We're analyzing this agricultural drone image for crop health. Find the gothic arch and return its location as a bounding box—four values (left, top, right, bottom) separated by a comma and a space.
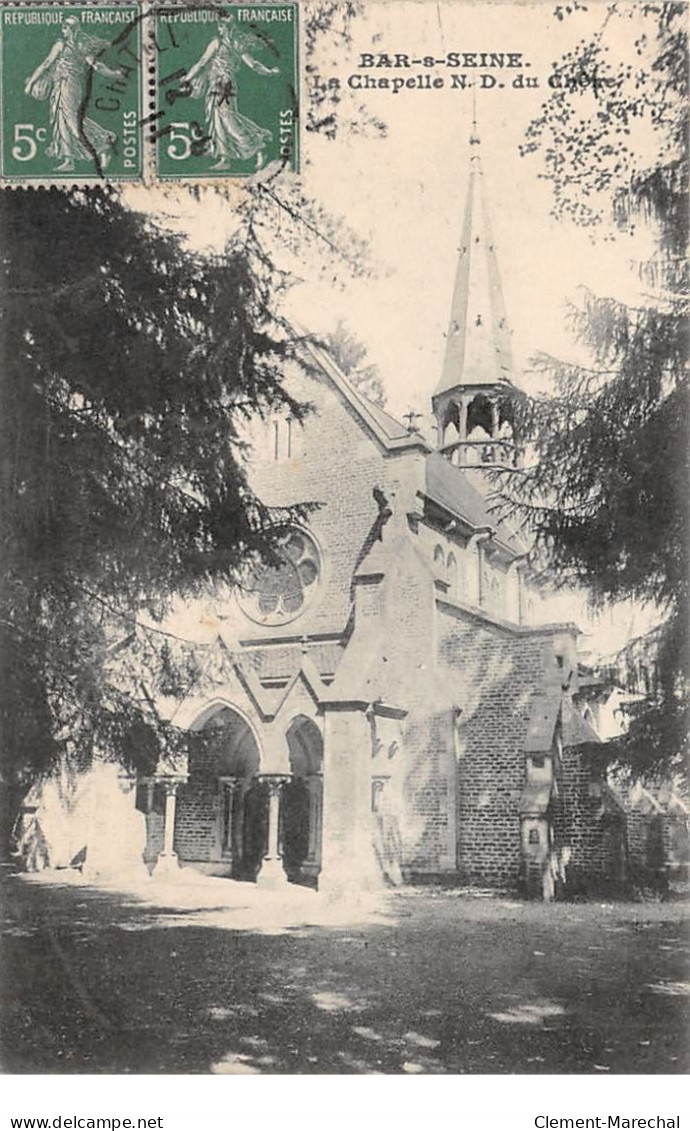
286, 715, 323, 776
283, 715, 323, 883
441, 401, 460, 434
467, 393, 494, 437
195, 705, 262, 779
172, 701, 266, 877
497, 396, 515, 432
188, 698, 262, 760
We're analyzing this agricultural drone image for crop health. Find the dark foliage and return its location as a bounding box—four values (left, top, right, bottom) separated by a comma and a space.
0, 187, 307, 796
498, 3, 688, 778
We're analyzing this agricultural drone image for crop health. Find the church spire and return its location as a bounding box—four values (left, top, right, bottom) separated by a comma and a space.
433, 127, 519, 469
435, 127, 513, 398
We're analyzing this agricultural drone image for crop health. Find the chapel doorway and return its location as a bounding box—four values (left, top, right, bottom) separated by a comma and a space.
282, 716, 323, 885
176, 705, 266, 879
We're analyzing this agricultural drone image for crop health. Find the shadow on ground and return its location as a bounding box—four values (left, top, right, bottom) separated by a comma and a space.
1, 865, 688, 1074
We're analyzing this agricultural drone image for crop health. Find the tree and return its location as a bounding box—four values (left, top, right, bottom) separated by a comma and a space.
496, 2, 688, 779
0, 186, 308, 822
324, 320, 387, 407
0, 6, 389, 850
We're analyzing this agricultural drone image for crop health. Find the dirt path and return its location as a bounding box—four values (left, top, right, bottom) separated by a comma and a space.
1, 866, 688, 1074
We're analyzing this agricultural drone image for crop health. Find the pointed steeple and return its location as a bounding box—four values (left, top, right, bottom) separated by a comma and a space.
436, 128, 513, 398
432, 127, 520, 470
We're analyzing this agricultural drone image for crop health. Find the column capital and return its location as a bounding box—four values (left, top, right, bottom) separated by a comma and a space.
156, 775, 186, 796
257, 773, 291, 797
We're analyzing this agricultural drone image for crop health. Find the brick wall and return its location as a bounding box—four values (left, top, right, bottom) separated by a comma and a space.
553, 748, 626, 892
173, 743, 219, 863
439, 606, 550, 887
231, 363, 394, 639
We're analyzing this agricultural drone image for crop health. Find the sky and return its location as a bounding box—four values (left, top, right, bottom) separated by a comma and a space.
127, 0, 661, 655
129, 0, 655, 419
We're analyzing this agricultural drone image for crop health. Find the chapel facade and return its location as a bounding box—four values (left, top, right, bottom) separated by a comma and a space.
16, 135, 628, 899
132, 131, 626, 900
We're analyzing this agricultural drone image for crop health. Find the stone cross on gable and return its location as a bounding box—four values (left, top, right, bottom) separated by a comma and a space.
403, 409, 422, 433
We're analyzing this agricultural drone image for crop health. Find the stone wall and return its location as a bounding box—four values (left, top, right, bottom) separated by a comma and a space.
438, 604, 554, 887
552, 749, 626, 893
173, 742, 219, 863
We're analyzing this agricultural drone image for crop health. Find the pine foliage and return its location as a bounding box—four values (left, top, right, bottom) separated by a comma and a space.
498, 3, 688, 778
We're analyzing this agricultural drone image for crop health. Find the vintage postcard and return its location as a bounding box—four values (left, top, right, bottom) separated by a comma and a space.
0, 0, 687, 1112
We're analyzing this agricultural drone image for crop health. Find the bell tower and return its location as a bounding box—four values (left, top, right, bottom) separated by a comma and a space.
432, 126, 521, 469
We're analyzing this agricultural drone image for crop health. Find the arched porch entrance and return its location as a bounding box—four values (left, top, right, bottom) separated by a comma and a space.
175, 704, 269, 881
282, 716, 323, 886
173, 704, 324, 886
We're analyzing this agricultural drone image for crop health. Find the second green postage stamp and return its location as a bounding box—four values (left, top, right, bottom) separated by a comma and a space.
0, 5, 142, 182
155, 4, 299, 179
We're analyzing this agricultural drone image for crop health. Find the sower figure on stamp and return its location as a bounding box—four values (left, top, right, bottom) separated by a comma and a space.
24, 16, 125, 173
183, 19, 279, 172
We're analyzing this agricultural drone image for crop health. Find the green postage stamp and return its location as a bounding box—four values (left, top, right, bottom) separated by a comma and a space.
0, 4, 142, 182
0, 3, 299, 183
154, 4, 299, 178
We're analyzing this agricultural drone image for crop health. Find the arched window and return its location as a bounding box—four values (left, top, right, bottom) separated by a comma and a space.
467, 393, 494, 438
433, 544, 445, 577
441, 401, 460, 446
268, 415, 300, 461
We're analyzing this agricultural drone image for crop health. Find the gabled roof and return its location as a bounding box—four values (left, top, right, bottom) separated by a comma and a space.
299, 334, 428, 453
424, 450, 526, 552
297, 326, 526, 557
524, 691, 561, 754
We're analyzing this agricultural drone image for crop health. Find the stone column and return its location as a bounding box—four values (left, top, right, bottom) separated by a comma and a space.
256, 774, 289, 889
458, 397, 470, 465
217, 777, 238, 863
232, 779, 248, 875
153, 778, 183, 877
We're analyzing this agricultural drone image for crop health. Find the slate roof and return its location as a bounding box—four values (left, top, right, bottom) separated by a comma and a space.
435, 139, 514, 397
562, 707, 603, 749
425, 450, 526, 552
524, 691, 562, 754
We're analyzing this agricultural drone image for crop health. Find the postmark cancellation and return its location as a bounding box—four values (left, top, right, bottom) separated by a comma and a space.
154, 5, 299, 179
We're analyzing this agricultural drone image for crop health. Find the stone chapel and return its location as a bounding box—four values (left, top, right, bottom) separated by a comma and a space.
18, 132, 629, 898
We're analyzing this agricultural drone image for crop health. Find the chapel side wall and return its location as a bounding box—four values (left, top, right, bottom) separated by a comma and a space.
438, 608, 548, 888
403, 705, 457, 873
389, 562, 457, 875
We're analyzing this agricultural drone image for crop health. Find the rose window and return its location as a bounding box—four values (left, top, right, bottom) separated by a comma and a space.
240, 530, 320, 625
